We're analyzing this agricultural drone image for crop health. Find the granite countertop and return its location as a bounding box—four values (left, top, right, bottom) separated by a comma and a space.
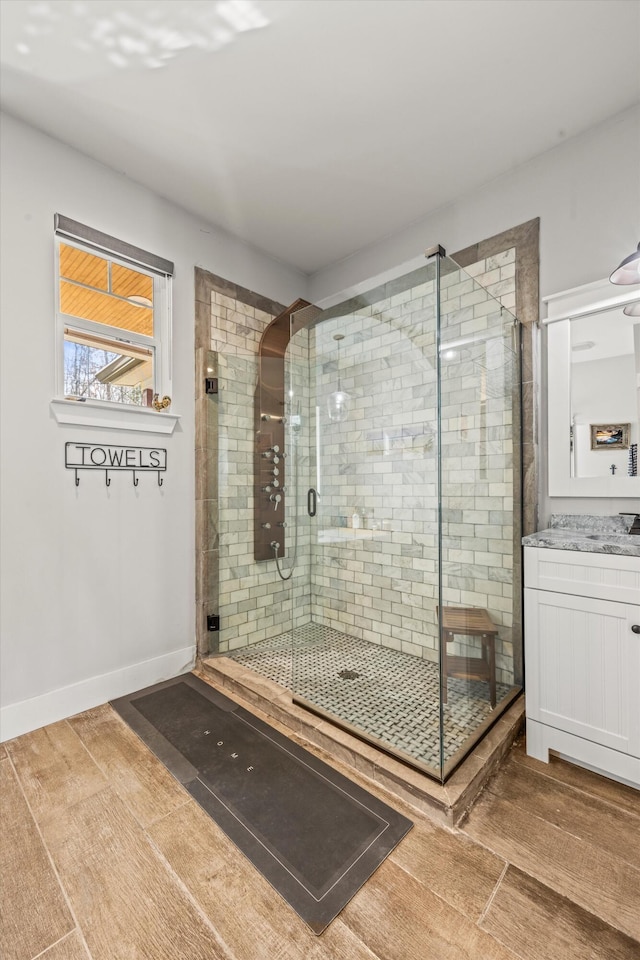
522, 514, 640, 558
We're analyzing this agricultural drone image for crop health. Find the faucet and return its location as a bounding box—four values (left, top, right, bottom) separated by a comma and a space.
619, 513, 640, 534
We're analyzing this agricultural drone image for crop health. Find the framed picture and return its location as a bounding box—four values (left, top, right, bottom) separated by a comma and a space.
590, 423, 630, 450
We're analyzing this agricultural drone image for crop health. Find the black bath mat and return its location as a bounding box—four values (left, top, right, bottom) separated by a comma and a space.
111, 673, 412, 934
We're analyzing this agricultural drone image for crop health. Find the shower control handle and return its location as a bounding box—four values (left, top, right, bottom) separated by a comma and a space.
262, 485, 272, 494
270, 493, 282, 510
632, 624, 640, 634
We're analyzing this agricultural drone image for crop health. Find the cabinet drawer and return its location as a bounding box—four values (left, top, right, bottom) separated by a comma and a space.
524, 547, 640, 604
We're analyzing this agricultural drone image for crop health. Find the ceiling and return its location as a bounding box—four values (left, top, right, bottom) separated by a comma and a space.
1, 0, 639, 275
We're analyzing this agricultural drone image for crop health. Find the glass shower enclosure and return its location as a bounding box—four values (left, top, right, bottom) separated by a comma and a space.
261, 251, 523, 782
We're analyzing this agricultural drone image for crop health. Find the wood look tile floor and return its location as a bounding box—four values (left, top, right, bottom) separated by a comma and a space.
2, 680, 639, 960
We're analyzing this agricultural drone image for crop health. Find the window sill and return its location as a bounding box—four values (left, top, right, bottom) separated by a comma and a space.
50, 398, 180, 435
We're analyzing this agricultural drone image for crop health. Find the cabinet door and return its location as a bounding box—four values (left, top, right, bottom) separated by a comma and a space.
525, 588, 640, 756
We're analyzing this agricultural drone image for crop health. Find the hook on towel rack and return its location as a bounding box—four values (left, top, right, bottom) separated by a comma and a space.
132, 471, 139, 487
105, 470, 111, 487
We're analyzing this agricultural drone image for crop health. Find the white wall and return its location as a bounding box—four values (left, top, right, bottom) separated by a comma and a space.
308, 104, 640, 523
0, 112, 306, 741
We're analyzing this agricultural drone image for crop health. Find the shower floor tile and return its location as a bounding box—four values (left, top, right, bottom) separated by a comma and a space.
229, 625, 512, 769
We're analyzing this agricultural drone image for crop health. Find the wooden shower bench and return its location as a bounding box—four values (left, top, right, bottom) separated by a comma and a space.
439, 606, 498, 708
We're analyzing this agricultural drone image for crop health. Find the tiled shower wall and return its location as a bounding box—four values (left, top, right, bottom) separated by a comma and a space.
195, 271, 312, 656
196, 273, 284, 655
217, 352, 312, 651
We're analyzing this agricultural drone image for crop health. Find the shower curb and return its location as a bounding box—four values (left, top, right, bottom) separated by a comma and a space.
198, 656, 525, 827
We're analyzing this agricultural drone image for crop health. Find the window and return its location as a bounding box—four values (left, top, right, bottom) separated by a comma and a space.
55, 216, 173, 408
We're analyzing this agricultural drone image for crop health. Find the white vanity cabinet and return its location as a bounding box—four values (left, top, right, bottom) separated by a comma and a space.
524, 546, 640, 787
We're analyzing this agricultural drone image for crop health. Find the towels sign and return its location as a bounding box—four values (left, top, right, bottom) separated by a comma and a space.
65, 442, 167, 487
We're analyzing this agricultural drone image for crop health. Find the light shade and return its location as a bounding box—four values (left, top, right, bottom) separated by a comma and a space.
623, 300, 640, 317
327, 332, 350, 422
610, 243, 640, 284
327, 389, 351, 422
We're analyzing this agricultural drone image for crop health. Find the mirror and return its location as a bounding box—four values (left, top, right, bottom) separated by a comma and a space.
545, 278, 640, 497
570, 307, 638, 478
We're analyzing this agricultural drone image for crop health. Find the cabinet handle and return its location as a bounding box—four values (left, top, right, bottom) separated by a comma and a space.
632, 625, 640, 634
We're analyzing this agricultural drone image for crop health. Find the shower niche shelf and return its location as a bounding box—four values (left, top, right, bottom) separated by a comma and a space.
318, 527, 392, 544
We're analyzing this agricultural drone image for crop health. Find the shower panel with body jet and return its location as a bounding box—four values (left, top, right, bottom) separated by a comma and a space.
254, 298, 311, 563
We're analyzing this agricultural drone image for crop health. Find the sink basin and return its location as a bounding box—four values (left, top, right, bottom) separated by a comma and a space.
586, 534, 634, 543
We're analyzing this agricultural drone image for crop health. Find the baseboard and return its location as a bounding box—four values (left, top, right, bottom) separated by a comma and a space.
0, 646, 196, 742
526, 718, 640, 789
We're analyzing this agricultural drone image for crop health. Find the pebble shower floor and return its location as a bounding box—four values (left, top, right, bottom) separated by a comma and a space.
228, 625, 511, 771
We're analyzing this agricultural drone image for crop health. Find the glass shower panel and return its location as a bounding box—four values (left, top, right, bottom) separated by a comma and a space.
217, 352, 303, 661
281, 323, 314, 637
437, 259, 522, 777
288, 263, 442, 778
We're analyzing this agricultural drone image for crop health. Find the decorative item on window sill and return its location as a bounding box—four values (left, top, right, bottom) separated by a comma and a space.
65, 442, 167, 487
152, 394, 172, 411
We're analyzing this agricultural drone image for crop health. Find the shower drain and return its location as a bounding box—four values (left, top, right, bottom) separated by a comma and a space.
338, 669, 361, 680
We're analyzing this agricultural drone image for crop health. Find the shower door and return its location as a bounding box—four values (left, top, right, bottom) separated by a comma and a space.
287, 263, 444, 779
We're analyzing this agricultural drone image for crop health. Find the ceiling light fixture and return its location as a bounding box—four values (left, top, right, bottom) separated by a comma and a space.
623, 301, 640, 317
327, 334, 351, 423
127, 295, 153, 307
609, 242, 640, 285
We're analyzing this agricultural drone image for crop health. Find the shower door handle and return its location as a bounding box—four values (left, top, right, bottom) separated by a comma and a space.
307, 488, 317, 518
